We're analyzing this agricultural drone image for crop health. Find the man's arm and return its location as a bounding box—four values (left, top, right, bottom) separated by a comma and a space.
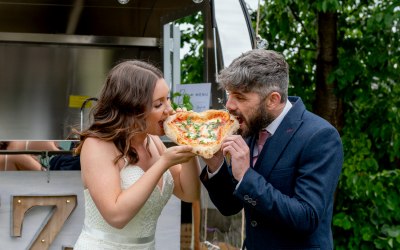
200, 158, 244, 216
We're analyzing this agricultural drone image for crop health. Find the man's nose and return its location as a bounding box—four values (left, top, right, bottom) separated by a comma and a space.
225, 97, 236, 111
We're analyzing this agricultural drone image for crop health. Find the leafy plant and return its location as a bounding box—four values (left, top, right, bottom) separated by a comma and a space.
253, 0, 400, 249
171, 92, 193, 111
175, 11, 204, 85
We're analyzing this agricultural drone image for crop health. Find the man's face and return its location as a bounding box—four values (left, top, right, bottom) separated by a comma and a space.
225, 90, 274, 138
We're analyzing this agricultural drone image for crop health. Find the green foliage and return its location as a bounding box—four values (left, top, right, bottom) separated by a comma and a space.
175, 11, 204, 84
253, 0, 318, 109
168, 12, 203, 112
170, 92, 193, 111
254, 0, 400, 248
334, 168, 400, 249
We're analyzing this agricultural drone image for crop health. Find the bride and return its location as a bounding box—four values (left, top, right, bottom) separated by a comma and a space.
73, 60, 200, 250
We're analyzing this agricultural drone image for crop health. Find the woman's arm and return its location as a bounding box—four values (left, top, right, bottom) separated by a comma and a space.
171, 156, 201, 202
81, 137, 195, 229
152, 136, 200, 203
25, 141, 60, 151
11, 155, 43, 171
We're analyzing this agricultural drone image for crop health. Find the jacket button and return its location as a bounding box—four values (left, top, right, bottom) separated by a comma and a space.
251, 201, 256, 206
244, 195, 249, 200
251, 220, 257, 227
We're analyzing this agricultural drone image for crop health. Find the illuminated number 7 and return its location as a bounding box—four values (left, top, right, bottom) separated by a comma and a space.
12, 195, 77, 250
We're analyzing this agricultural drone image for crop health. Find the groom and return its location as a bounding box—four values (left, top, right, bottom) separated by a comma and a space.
200, 49, 343, 250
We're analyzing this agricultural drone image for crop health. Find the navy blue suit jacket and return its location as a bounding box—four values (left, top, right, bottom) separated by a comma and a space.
200, 97, 343, 250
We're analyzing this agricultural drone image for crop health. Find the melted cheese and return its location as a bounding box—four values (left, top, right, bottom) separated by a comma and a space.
177, 117, 223, 144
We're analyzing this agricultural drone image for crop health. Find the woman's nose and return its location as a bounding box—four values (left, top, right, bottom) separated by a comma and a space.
164, 103, 174, 114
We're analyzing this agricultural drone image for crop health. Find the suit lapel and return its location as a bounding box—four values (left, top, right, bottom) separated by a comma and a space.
254, 97, 305, 177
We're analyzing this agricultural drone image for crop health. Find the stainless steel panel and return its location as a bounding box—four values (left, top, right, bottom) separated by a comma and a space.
0, 32, 159, 47
0, 42, 158, 139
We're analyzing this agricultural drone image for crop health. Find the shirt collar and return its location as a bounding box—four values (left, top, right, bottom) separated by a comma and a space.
265, 99, 292, 135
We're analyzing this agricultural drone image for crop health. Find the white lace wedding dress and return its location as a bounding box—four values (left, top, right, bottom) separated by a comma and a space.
74, 165, 174, 250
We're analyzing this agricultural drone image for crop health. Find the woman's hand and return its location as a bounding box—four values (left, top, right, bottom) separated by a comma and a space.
160, 145, 195, 168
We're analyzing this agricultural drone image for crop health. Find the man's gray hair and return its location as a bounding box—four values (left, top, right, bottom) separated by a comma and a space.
218, 49, 289, 102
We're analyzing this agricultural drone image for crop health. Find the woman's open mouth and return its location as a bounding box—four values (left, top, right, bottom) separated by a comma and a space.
159, 120, 165, 129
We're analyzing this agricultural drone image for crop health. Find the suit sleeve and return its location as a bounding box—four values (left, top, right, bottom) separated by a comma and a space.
200, 162, 244, 216
234, 126, 343, 234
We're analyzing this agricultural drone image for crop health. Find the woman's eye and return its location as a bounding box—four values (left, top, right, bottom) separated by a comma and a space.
154, 97, 169, 108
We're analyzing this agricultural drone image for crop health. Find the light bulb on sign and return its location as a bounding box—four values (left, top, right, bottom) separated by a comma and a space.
118, 0, 129, 4
193, 0, 203, 3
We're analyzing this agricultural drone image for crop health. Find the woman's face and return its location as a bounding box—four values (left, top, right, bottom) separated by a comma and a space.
145, 78, 173, 136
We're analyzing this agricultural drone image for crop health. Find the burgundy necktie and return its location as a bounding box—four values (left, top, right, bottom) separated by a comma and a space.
253, 130, 270, 165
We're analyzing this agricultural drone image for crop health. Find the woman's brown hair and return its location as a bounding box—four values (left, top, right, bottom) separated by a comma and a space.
74, 60, 163, 165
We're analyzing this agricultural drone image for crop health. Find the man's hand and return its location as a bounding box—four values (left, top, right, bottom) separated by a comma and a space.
201, 150, 224, 174
221, 135, 250, 180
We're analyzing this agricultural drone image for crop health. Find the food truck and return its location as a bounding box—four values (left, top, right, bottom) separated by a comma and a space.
0, 0, 256, 249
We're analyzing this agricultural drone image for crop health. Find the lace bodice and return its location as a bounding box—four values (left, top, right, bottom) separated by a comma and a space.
74, 165, 174, 250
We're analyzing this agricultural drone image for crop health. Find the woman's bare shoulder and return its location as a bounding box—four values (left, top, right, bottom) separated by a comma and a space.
81, 138, 119, 161
82, 137, 115, 150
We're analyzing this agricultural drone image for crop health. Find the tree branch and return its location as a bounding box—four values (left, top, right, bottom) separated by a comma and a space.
287, 5, 317, 45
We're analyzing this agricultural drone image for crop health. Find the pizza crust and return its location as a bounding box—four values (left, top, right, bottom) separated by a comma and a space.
163, 110, 239, 159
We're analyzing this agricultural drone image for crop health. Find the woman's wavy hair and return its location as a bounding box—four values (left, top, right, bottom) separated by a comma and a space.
74, 60, 163, 165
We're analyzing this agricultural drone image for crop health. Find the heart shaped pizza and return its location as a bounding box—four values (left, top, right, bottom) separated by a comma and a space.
163, 110, 239, 159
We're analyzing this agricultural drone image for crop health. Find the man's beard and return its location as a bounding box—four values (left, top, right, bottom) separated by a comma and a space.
237, 104, 274, 138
